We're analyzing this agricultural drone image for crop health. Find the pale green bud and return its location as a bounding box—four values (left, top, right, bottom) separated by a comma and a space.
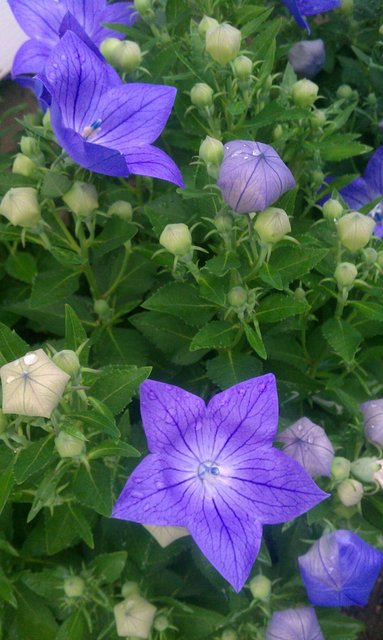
292, 79, 319, 107
331, 457, 351, 482
42, 109, 51, 130
154, 615, 169, 632
310, 109, 326, 128
337, 211, 375, 252
254, 207, 291, 244
99, 37, 121, 63
380, 24, 383, 36
12, 154, 37, 178
215, 212, 233, 233
272, 124, 283, 140
55, 431, 85, 458
337, 478, 364, 506
159, 223, 192, 256
312, 170, 324, 186
121, 581, 140, 598
221, 631, 237, 640
337, 84, 353, 99
249, 575, 272, 601
294, 286, 306, 300
114, 40, 142, 73
227, 286, 247, 307
198, 15, 219, 37
134, 0, 153, 15
205, 23, 241, 65
232, 55, 252, 81
363, 247, 377, 264
340, 0, 353, 13
0, 187, 40, 227
199, 136, 224, 165
322, 198, 343, 220
94, 299, 112, 320
52, 350, 81, 378
190, 83, 214, 108
334, 262, 357, 287
108, 200, 133, 220
351, 457, 381, 483
377, 251, 383, 268
62, 182, 98, 217
64, 576, 85, 598
19, 136, 39, 157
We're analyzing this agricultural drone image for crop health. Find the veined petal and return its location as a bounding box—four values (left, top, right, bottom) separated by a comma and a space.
298, 0, 341, 16
62, 0, 106, 40
9, 0, 64, 41
99, 1, 137, 40
123, 145, 185, 188
12, 39, 51, 77
188, 491, 263, 592
58, 12, 106, 60
364, 145, 383, 195
140, 380, 206, 455
207, 374, 279, 458
94, 84, 177, 147
339, 177, 376, 210
266, 608, 324, 640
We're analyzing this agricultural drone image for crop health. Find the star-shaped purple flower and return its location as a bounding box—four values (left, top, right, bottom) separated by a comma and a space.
113, 375, 328, 591
10, 0, 136, 79
299, 530, 383, 607
39, 31, 184, 187
282, 0, 341, 33
279, 417, 334, 478
266, 607, 324, 640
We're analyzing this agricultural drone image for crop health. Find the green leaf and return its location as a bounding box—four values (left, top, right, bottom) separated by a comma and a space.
314, 134, 372, 161
269, 246, 328, 286
41, 171, 72, 198
0, 565, 16, 606
256, 294, 309, 323
45, 505, 83, 555
65, 304, 89, 364
67, 503, 94, 548
0, 321, 29, 362
92, 218, 137, 257
0, 457, 14, 516
88, 440, 140, 460
71, 462, 113, 516
204, 252, 241, 275
30, 267, 80, 308
56, 609, 89, 640
351, 300, 383, 321
172, 604, 225, 639
92, 551, 127, 584
130, 311, 196, 355
142, 282, 215, 327
244, 323, 267, 359
362, 494, 383, 532
206, 351, 263, 390
93, 327, 149, 366
258, 262, 283, 290
190, 321, 238, 351
14, 584, 58, 640
322, 318, 362, 363
239, 102, 308, 131
14, 437, 55, 484
89, 365, 151, 414
70, 402, 120, 438
316, 609, 364, 640
5, 251, 37, 284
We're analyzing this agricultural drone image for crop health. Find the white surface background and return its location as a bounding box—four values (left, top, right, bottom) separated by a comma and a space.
0, 0, 28, 79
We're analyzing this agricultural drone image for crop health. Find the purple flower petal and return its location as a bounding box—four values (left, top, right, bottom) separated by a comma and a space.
58, 12, 106, 60
12, 39, 52, 77
9, 0, 64, 41
298, 530, 383, 607
279, 417, 334, 477
217, 141, 295, 214
266, 607, 324, 640
363, 145, 383, 195
99, 1, 137, 40
282, 0, 340, 32
282, 0, 310, 30
339, 176, 377, 210
122, 145, 185, 188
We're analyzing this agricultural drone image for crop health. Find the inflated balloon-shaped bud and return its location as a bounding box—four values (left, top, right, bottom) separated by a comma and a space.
190, 82, 214, 108
337, 84, 353, 99
153, 615, 170, 632
322, 198, 343, 220
55, 431, 85, 458
337, 478, 364, 506
199, 136, 224, 165
108, 200, 133, 220
114, 40, 142, 73
334, 262, 358, 288
134, 0, 154, 16
121, 581, 140, 598
361, 399, 383, 446
232, 55, 252, 81
351, 457, 381, 484
62, 182, 99, 218
114, 594, 156, 638
99, 37, 120, 63
0, 187, 40, 227
12, 154, 37, 178
337, 211, 375, 252
288, 39, 325, 78
227, 286, 247, 308
205, 23, 241, 65
292, 79, 319, 107
64, 576, 85, 598
198, 15, 219, 37
310, 109, 326, 128
249, 575, 272, 602
52, 350, 81, 379
254, 207, 291, 244
279, 417, 334, 477
159, 223, 192, 257
331, 457, 351, 482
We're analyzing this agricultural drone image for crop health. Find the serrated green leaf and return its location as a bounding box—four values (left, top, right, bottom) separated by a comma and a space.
5, 251, 37, 284
239, 102, 308, 131
70, 401, 120, 438
30, 267, 80, 308
269, 246, 328, 286
322, 318, 362, 363
56, 608, 89, 640
362, 494, 383, 532
65, 304, 89, 364
88, 440, 140, 460
89, 365, 151, 414
351, 301, 383, 321
67, 503, 94, 548
92, 551, 127, 584
71, 462, 113, 516
45, 505, 82, 555
92, 218, 137, 257
0, 321, 29, 362
94, 327, 149, 366
315, 134, 372, 161
190, 321, 238, 351
256, 294, 309, 323
130, 311, 196, 354
316, 609, 364, 640
206, 352, 262, 390
244, 323, 267, 359
14, 583, 58, 640
14, 437, 54, 484
258, 262, 283, 290
41, 171, 72, 198
172, 604, 225, 639
143, 282, 215, 327
204, 253, 241, 275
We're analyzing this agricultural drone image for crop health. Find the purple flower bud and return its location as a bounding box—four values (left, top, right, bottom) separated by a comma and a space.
217, 141, 295, 214
288, 39, 325, 78
361, 399, 383, 446
265, 607, 324, 640
298, 530, 383, 606
279, 417, 334, 477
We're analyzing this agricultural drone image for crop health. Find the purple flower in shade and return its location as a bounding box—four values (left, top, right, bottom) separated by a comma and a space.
288, 39, 325, 78
298, 530, 383, 607
335, 146, 383, 238
9, 0, 136, 79
112, 375, 328, 592
265, 607, 324, 640
39, 31, 184, 187
282, 0, 341, 33
279, 417, 334, 478
361, 399, 383, 447
217, 141, 295, 214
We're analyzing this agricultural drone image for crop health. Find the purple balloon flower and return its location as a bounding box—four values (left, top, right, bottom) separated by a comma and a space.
39, 31, 184, 187
266, 607, 324, 640
217, 141, 295, 214
336, 146, 383, 238
279, 417, 334, 478
299, 530, 383, 607
282, 0, 341, 33
288, 39, 325, 78
113, 375, 328, 592
361, 399, 383, 447
10, 0, 136, 79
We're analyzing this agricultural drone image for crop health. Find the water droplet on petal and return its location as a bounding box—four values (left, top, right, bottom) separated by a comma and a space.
371, 424, 375, 430
143, 503, 150, 511
165, 415, 173, 424
155, 480, 165, 489
52, 63, 58, 69
6, 376, 15, 384
24, 353, 38, 366
60, 54, 67, 61
307, 435, 314, 444
148, 392, 155, 400
131, 491, 143, 499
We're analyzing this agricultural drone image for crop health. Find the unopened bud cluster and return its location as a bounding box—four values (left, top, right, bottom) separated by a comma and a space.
200, 17, 241, 65
199, 136, 224, 178
160, 223, 192, 257
100, 38, 142, 73
254, 207, 291, 245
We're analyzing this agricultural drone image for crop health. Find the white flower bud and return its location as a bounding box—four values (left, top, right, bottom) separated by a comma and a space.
64, 576, 85, 598
199, 136, 224, 166
337, 478, 364, 506
143, 524, 188, 547
249, 575, 272, 601
206, 23, 241, 65
99, 37, 121, 63
198, 15, 219, 37
62, 182, 99, 218
52, 350, 81, 378
337, 84, 353, 99
254, 207, 291, 244
113, 40, 142, 73
310, 109, 326, 128
331, 457, 351, 482
337, 211, 375, 252
232, 55, 252, 81
334, 262, 357, 287
153, 615, 170, 632
114, 595, 156, 638
0, 350, 70, 418
292, 79, 319, 107
227, 286, 247, 307
108, 200, 133, 220
12, 154, 37, 177
55, 431, 85, 458
190, 83, 214, 108
159, 223, 192, 256
121, 581, 140, 598
351, 457, 381, 483
322, 198, 343, 220
363, 247, 377, 264
0, 187, 41, 227
20, 136, 40, 159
